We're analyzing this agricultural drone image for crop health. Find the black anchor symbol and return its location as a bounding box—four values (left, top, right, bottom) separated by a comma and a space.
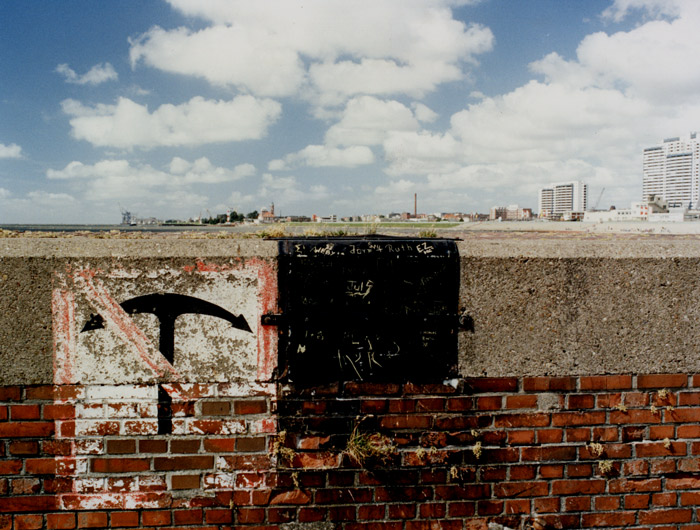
82, 293, 252, 434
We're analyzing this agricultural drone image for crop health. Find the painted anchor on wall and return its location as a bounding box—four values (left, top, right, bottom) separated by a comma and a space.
81, 293, 252, 433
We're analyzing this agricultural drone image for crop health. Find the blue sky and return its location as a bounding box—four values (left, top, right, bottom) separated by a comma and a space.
1, 0, 699, 223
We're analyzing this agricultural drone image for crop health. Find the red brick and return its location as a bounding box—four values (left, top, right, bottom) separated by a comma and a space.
77, 513, 107, 529
508, 430, 535, 445
0, 460, 21, 474
679, 392, 700, 406
233, 399, 268, 414
567, 394, 595, 409
610, 409, 661, 424
14, 515, 43, 530
0, 387, 21, 401
624, 494, 650, 509
10, 405, 40, 420
609, 478, 662, 493
494, 481, 548, 498
465, 377, 518, 393
523, 377, 575, 392
360, 399, 387, 413
638, 374, 687, 388
380, 415, 432, 429
565, 428, 590, 442
141, 511, 170, 526
47, 513, 76, 530
649, 425, 675, 439
652, 492, 677, 506
639, 508, 692, 524
477, 500, 502, 515
203, 438, 236, 452
476, 396, 501, 410
237, 437, 266, 452
139, 439, 167, 453
388, 399, 415, 413
0, 515, 9, 530
494, 413, 549, 428
171, 474, 200, 490
206, 509, 233, 524
201, 401, 231, 415
91, 458, 150, 473
154, 456, 214, 471
678, 425, 700, 438
24, 458, 56, 474
42, 440, 73, 456
170, 439, 201, 453
551, 411, 605, 426
567, 464, 593, 478
667, 408, 700, 422
419, 503, 445, 518
0, 422, 54, 437
521, 446, 576, 462
106, 439, 136, 454
552, 479, 606, 495
594, 496, 620, 511
537, 429, 563, 444
580, 375, 633, 390
534, 497, 559, 513
582, 512, 636, 527
11, 479, 41, 495
359, 505, 386, 520
505, 395, 537, 409
681, 491, 700, 505
109, 512, 138, 528
416, 398, 445, 412
636, 441, 686, 457
43, 404, 75, 420
564, 496, 590, 512
539, 464, 564, 478
173, 509, 203, 525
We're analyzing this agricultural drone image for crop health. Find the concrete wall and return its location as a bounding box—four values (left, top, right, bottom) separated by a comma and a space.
2, 236, 700, 530
3, 237, 700, 384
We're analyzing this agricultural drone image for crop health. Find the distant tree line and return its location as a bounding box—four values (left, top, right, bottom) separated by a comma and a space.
200, 210, 258, 224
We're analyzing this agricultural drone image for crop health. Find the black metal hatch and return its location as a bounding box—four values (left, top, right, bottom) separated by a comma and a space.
269, 236, 460, 385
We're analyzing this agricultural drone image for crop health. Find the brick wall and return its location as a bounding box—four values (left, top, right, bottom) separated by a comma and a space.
3, 375, 700, 528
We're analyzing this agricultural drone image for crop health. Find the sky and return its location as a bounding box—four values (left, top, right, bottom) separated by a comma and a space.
1, 0, 700, 223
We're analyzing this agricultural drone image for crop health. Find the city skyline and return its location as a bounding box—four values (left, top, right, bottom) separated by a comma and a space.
2, 1, 700, 223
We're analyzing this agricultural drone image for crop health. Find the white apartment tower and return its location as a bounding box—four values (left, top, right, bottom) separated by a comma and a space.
538, 181, 588, 217
642, 133, 700, 208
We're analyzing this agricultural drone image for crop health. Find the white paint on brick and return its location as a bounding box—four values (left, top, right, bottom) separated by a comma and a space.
86, 385, 156, 400
76, 403, 105, 418
74, 439, 104, 455
218, 381, 275, 397
73, 478, 105, 493
249, 417, 277, 434
203, 472, 235, 489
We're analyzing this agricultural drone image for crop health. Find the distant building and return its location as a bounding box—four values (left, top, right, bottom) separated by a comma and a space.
583, 195, 690, 223
538, 181, 587, 218
490, 205, 532, 221
643, 133, 700, 208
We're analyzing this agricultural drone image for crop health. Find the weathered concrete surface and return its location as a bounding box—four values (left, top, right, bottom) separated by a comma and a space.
3, 236, 700, 383
0, 239, 277, 385
458, 239, 700, 377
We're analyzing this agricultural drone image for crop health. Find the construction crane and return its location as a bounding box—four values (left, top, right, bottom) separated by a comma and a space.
593, 188, 605, 210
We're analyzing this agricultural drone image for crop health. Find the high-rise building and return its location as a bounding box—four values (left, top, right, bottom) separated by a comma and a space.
538, 181, 587, 218
642, 133, 700, 208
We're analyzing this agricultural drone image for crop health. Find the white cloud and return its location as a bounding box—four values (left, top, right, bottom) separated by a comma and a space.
130, 1, 493, 104
325, 96, 421, 147
0, 188, 10, 199
56, 63, 118, 85
270, 145, 374, 170
62, 95, 282, 149
46, 157, 255, 202
258, 173, 330, 203
0, 143, 22, 159
377, 1, 700, 213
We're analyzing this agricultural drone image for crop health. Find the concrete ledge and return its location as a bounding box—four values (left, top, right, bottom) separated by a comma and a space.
2, 237, 699, 384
